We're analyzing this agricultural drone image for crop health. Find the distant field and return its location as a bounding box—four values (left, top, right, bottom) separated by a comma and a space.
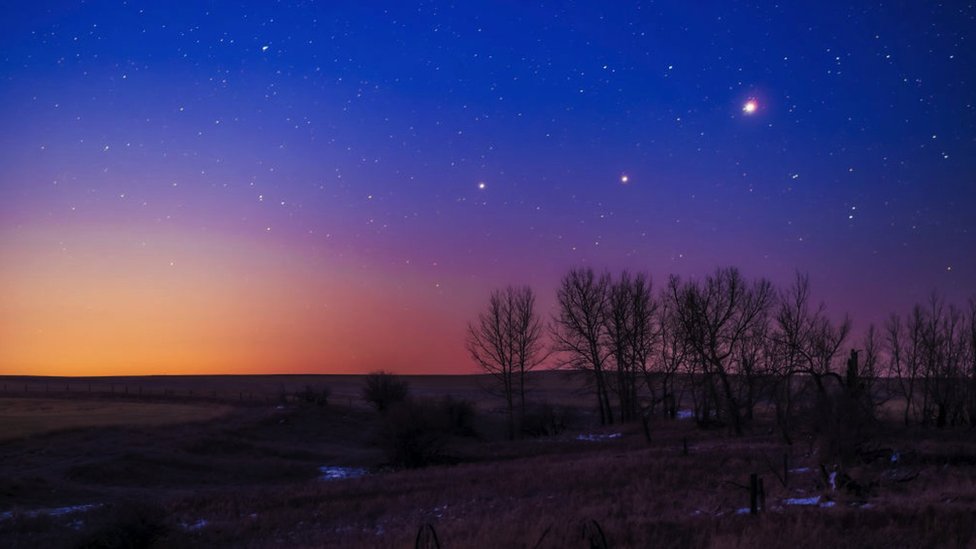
0, 398, 232, 441
0, 370, 587, 409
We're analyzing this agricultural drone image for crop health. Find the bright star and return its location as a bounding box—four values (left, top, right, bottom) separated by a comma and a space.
742, 99, 758, 114
477, 182, 486, 190
620, 174, 629, 184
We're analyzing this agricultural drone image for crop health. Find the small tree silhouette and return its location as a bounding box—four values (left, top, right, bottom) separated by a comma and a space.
362, 371, 409, 412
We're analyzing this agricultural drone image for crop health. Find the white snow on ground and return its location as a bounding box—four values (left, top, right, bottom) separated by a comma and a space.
576, 432, 623, 441
0, 504, 100, 521
788, 467, 811, 473
784, 496, 821, 506
676, 409, 694, 420
735, 508, 751, 515
181, 519, 209, 531
319, 466, 367, 480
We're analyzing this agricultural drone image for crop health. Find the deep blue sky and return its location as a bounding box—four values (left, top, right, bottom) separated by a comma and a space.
1, 2, 974, 373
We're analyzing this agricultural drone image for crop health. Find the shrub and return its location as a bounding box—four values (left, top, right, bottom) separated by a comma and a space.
439, 396, 477, 437
362, 371, 409, 412
378, 397, 477, 468
296, 385, 330, 407
520, 401, 574, 437
74, 500, 169, 549
380, 400, 447, 468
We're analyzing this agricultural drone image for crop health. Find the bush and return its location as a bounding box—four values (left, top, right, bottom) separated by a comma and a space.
439, 396, 477, 437
74, 501, 169, 549
362, 371, 409, 412
520, 402, 574, 437
296, 385, 330, 407
378, 397, 477, 468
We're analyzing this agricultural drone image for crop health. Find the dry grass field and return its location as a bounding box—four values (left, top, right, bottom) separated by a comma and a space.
1, 372, 975, 548
0, 399, 232, 441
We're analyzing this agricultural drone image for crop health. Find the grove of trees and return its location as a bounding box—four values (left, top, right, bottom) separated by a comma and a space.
469, 265, 976, 449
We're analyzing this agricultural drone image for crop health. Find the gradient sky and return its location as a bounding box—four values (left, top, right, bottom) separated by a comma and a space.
1, 2, 974, 375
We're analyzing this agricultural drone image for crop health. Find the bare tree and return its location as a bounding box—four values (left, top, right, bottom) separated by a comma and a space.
466, 286, 546, 439
967, 299, 976, 425
605, 271, 657, 422
886, 309, 924, 425
650, 296, 690, 419
860, 323, 888, 409
768, 272, 852, 443
363, 371, 410, 413
552, 268, 615, 425
669, 267, 774, 436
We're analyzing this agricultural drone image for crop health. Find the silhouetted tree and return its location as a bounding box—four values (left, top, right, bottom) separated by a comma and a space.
363, 371, 409, 413
650, 295, 690, 419
669, 267, 774, 436
466, 285, 546, 439
769, 272, 849, 443
605, 271, 657, 422
552, 268, 615, 425
967, 299, 976, 424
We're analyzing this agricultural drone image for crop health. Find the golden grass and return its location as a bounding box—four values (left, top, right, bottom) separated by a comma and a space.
0, 398, 231, 441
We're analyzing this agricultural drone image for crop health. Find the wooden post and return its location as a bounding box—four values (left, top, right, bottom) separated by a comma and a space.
749, 473, 759, 515
783, 453, 789, 487
759, 477, 766, 513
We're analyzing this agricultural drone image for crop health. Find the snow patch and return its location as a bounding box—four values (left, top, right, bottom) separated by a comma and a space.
783, 496, 821, 506
676, 409, 694, 420
0, 503, 100, 521
181, 519, 209, 531
788, 467, 811, 473
576, 432, 623, 442
319, 466, 367, 481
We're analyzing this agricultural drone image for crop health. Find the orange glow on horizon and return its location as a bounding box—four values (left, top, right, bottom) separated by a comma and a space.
0, 224, 473, 376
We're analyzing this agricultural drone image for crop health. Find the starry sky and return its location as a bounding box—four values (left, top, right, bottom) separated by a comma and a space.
1, 2, 974, 375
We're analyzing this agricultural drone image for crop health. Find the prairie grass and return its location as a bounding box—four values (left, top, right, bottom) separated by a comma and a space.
2, 374, 976, 547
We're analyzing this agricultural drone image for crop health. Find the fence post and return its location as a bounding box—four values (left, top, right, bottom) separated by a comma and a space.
414, 523, 441, 549
759, 477, 766, 513
749, 473, 759, 515
783, 453, 789, 487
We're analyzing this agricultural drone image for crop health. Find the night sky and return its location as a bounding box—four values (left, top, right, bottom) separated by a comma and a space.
1, 2, 974, 375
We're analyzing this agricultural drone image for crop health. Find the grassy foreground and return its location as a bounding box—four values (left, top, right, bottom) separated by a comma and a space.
1, 373, 975, 548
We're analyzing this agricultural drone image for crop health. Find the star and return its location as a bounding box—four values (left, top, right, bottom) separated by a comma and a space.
620, 174, 629, 184
742, 99, 758, 114
477, 182, 486, 190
